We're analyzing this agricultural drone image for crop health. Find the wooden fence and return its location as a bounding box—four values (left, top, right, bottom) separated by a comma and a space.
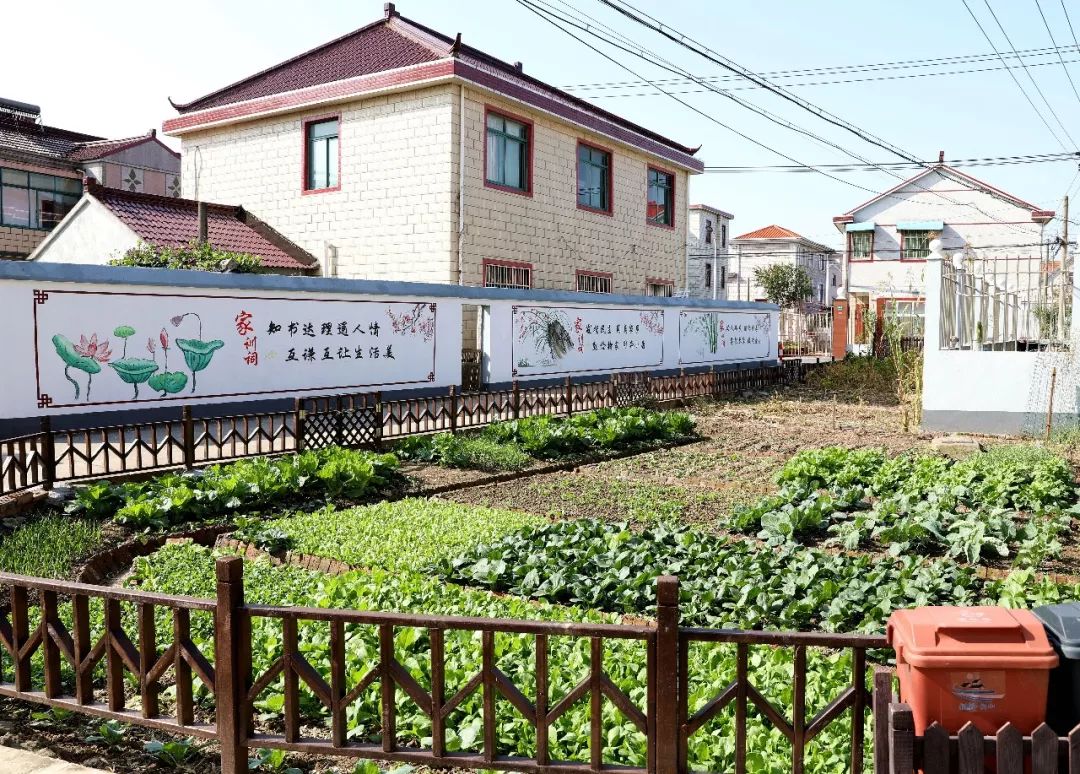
1, 365, 789, 499
0, 566, 884, 774
882, 694, 1080, 772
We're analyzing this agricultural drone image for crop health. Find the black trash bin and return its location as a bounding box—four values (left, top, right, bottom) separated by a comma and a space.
1033, 602, 1080, 734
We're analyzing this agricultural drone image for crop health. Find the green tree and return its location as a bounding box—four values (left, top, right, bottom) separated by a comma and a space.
753, 264, 812, 308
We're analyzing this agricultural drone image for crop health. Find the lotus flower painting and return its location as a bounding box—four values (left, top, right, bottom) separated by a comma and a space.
52, 313, 223, 402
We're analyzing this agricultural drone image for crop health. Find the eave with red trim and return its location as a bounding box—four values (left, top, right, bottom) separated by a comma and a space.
162, 59, 703, 173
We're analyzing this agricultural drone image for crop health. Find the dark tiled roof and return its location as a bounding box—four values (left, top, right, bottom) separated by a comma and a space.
172, 19, 442, 112
0, 115, 100, 162
88, 181, 317, 272
67, 132, 179, 162
170, 10, 699, 158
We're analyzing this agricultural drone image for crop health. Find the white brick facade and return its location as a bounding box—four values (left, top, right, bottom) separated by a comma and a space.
178, 84, 691, 295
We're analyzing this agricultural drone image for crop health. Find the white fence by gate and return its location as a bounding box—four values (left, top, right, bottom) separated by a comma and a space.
779, 310, 832, 359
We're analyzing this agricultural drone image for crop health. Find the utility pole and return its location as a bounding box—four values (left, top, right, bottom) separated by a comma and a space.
1061, 196, 1069, 343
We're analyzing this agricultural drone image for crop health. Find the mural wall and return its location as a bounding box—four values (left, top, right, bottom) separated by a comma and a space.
0, 265, 779, 419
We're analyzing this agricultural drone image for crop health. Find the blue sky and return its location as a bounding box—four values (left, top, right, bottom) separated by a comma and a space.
7, 0, 1079, 249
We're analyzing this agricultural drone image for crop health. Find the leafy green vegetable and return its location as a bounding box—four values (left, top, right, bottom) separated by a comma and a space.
0, 515, 102, 579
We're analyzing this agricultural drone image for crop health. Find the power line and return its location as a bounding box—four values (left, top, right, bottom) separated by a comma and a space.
511, 0, 887, 199
579, 0, 1043, 230
1063, 0, 1080, 54
703, 152, 1080, 173
981, 0, 1078, 146
1033, 0, 1080, 108
574, 56, 1080, 98
961, 0, 1070, 151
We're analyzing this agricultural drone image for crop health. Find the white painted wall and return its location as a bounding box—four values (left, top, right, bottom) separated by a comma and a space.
920, 247, 1079, 434
730, 239, 838, 307
30, 198, 139, 265
687, 206, 732, 300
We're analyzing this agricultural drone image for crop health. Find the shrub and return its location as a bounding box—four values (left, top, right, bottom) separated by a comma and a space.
0, 516, 102, 579
109, 241, 264, 273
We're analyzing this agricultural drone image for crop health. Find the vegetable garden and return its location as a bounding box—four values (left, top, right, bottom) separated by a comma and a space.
1, 395, 1080, 774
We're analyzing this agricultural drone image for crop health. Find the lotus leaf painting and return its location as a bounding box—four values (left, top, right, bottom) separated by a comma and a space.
511, 305, 664, 377
35, 291, 440, 408
679, 311, 773, 365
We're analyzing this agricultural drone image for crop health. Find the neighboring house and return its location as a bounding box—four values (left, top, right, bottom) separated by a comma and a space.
831, 155, 1054, 353
161, 2, 703, 307
0, 97, 181, 260
729, 225, 838, 309
686, 203, 733, 300
30, 178, 318, 274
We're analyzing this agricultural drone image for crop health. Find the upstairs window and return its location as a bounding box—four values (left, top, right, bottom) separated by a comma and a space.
647, 279, 674, 297
720, 265, 726, 289
704, 218, 713, 244
485, 111, 530, 193
647, 167, 674, 227
577, 270, 612, 293
577, 142, 612, 213
304, 117, 339, 191
704, 262, 712, 288
850, 230, 873, 259
900, 230, 930, 260
0, 168, 80, 230
483, 259, 532, 289
721, 223, 727, 247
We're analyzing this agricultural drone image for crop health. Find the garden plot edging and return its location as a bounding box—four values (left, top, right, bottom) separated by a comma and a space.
75, 523, 233, 584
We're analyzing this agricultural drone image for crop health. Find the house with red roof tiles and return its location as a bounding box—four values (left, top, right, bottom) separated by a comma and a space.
29, 178, 317, 274
730, 225, 838, 310
0, 97, 180, 260
831, 155, 1053, 354
161, 3, 702, 313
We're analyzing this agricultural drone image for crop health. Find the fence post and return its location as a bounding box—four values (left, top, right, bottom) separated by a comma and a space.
448, 385, 458, 434
873, 668, 894, 774
512, 380, 520, 420
887, 703, 914, 774
655, 575, 680, 774
294, 398, 306, 452
215, 556, 247, 774
39, 415, 54, 491
565, 376, 574, 416
181, 405, 195, 470
608, 375, 618, 407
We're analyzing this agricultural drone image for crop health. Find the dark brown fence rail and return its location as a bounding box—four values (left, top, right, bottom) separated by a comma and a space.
0, 365, 789, 499
0, 565, 882, 774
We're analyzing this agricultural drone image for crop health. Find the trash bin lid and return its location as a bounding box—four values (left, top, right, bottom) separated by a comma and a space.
887, 607, 1058, 669
1033, 603, 1080, 659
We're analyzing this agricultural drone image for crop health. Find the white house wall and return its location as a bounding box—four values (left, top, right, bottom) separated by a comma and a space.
31, 198, 140, 265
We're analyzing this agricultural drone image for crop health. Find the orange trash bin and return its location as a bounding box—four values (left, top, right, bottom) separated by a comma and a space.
887, 606, 1058, 735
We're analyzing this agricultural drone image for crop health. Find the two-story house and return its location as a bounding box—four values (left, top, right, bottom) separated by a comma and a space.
0, 97, 180, 260
686, 203, 734, 300
832, 154, 1054, 353
729, 225, 838, 309
161, 3, 703, 310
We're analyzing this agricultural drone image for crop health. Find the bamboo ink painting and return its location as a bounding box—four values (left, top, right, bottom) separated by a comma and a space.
511, 305, 665, 377
679, 311, 773, 365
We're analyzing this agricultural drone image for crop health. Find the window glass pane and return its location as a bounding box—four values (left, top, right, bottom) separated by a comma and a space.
326, 137, 338, 187
1, 186, 30, 227
1, 169, 27, 187
502, 139, 522, 189
55, 177, 82, 194
29, 173, 55, 191
486, 132, 501, 182
486, 114, 503, 131
36, 190, 77, 230
309, 119, 338, 140
577, 146, 610, 210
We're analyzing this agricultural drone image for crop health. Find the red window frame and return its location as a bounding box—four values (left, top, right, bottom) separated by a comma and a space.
301, 113, 341, 195
482, 258, 534, 288
575, 140, 614, 216
646, 165, 676, 230
646, 277, 675, 296
483, 105, 534, 198
575, 269, 614, 293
